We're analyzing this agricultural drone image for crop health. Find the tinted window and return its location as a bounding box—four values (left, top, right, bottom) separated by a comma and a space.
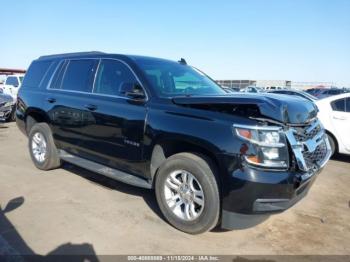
134, 58, 225, 97
346, 98, 350, 113
331, 98, 346, 112
328, 90, 340, 95
93, 59, 137, 96
22, 61, 52, 88
61, 59, 97, 92
50, 61, 67, 90
5, 77, 19, 87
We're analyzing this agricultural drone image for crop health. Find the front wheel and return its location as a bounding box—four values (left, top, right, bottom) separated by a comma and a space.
155, 153, 220, 234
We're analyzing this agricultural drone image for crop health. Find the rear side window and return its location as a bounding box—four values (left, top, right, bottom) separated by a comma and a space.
61, 59, 97, 92
93, 59, 137, 96
5, 76, 19, 87
22, 61, 53, 88
331, 98, 346, 112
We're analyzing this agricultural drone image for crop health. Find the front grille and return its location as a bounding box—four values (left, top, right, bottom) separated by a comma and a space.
286, 119, 330, 172
293, 124, 321, 142
303, 140, 328, 170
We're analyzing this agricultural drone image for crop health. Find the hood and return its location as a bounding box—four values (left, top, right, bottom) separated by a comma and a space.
172, 93, 318, 125
0, 94, 13, 105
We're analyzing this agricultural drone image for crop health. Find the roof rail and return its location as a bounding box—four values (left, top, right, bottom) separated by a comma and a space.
39, 51, 105, 60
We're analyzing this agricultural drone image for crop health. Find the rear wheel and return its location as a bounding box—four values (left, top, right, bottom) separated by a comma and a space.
28, 123, 61, 170
155, 153, 220, 234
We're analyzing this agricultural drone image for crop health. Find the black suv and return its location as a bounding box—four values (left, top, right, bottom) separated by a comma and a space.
16, 52, 331, 234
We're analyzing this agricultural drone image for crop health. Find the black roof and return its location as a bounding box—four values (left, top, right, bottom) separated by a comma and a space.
37, 52, 181, 65
38, 51, 106, 60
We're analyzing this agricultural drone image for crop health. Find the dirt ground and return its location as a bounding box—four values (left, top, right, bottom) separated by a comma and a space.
0, 122, 349, 256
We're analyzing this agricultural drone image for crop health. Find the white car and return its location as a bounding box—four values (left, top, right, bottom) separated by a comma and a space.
1, 74, 24, 99
316, 93, 350, 155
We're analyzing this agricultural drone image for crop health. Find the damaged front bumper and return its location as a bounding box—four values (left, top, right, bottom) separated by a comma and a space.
221, 165, 323, 230
0, 105, 13, 121
220, 119, 332, 230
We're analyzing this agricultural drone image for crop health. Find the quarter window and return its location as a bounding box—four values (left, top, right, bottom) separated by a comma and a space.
93, 59, 138, 97
22, 60, 53, 88
331, 98, 346, 112
61, 59, 97, 92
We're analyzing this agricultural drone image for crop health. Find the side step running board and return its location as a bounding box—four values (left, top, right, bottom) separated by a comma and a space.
58, 150, 152, 189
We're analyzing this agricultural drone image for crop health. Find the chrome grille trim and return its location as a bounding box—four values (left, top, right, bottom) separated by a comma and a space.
285, 119, 332, 172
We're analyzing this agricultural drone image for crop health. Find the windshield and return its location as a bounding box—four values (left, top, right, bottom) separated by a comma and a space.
133, 57, 226, 97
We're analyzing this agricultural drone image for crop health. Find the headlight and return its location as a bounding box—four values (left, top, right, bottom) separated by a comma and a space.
234, 125, 289, 169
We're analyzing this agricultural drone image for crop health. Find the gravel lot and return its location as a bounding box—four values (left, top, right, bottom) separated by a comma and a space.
0, 122, 349, 256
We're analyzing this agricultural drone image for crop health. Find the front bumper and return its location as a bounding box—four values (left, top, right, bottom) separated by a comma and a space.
221, 165, 322, 229
0, 105, 13, 121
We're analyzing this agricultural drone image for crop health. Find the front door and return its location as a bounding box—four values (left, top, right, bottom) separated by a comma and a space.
75, 59, 148, 177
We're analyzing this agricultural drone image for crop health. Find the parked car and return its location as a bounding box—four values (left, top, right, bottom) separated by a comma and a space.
240, 86, 263, 93
316, 93, 350, 155
264, 86, 284, 91
268, 89, 317, 102
318, 88, 349, 99
16, 52, 331, 234
220, 85, 239, 93
0, 93, 15, 122
308, 87, 349, 99
1, 74, 24, 99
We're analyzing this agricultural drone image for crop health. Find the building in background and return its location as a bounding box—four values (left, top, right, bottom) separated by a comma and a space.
216, 79, 291, 90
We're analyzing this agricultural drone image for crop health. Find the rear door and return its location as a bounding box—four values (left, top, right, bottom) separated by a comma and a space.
330, 97, 350, 152
46, 59, 99, 155
79, 59, 148, 177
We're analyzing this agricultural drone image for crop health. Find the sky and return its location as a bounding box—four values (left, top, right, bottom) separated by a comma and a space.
1, 0, 350, 85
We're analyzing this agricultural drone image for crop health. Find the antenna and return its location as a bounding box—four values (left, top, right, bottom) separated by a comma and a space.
178, 58, 187, 65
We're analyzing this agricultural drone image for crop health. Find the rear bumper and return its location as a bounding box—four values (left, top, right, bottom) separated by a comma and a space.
221, 164, 321, 229
15, 109, 26, 135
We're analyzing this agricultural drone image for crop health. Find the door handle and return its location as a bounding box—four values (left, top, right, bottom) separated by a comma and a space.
84, 104, 98, 111
333, 115, 346, 120
46, 98, 56, 103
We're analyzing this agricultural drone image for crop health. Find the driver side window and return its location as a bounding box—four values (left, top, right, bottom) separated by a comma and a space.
93, 59, 137, 97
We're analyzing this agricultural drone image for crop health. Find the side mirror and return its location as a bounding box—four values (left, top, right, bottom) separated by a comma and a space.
120, 82, 146, 100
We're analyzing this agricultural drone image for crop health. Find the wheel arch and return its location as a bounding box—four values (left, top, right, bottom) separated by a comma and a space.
149, 137, 222, 188
25, 108, 50, 134
325, 129, 338, 153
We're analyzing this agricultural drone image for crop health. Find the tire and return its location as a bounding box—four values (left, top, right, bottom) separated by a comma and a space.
155, 153, 220, 234
28, 122, 61, 170
327, 134, 336, 156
